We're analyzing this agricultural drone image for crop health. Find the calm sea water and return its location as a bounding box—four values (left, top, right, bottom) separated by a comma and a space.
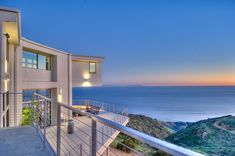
72, 86, 235, 122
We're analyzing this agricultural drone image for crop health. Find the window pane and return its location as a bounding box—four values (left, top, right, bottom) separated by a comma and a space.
22, 50, 51, 70
27, 64, 32, 68
37, 90, 51, 98
22, 51, 37, 69
23, 89, 51, 102
89, 62, 96, 73
38, 54, 46, 70
23, 90, 36, 102
46, 56, 51, 70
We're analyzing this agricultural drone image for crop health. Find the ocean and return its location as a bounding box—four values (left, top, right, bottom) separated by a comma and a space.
72, 86, 235, 122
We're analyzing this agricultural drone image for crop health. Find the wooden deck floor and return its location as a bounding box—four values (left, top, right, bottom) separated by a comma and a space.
45, 111, 129, 156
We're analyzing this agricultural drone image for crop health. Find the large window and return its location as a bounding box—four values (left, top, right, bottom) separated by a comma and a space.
89, 62, 96, 74
22, 50, 51, 70
23, 89, 51, 102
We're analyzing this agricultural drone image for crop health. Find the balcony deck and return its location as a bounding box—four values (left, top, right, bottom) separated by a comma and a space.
45, 110, 129, 156
0, 126, 51, 156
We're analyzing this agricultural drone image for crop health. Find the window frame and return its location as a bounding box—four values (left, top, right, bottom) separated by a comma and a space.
22, 50, 51, 71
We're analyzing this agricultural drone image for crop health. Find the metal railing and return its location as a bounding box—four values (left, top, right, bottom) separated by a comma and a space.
27, 93, 204, 156
0, 92, 23, 127
73, 99, 128, 114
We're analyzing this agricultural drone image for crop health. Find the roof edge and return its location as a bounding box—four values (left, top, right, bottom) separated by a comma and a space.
0, 6, 20, 13
72, 55, 104, 62
72, 54, 104, 59
22, 37, 70, 55
22, 38, 104, 61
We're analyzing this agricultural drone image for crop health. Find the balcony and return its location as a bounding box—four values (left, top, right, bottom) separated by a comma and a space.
0, 93, 205, 156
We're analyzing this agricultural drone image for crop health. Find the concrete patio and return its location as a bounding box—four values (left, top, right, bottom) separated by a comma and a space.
0, 126, 50, 156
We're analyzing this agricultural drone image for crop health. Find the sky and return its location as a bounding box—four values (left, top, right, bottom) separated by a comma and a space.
1, 0, 235, 86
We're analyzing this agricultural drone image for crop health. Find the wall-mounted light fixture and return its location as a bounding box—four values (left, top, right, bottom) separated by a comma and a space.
58, 88, 63, 102
59, 88, 62, 95
5, 61, 8, 74
4, 79, 9, 92
83, 73, 90, 80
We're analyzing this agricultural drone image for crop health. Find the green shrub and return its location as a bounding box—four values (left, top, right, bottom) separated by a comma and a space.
22, 107, 32, 125
22, 100, 40, 126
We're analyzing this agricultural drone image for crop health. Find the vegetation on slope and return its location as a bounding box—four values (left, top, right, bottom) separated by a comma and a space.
112, 133, 170, 156
166, 115, 235, 156
127, 114, 172, 139
163, 121, 191, 133
111, 114, 173, 156
113, 114, 235, 156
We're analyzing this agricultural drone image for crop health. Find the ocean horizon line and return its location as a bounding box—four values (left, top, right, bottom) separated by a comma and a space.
96, 84, 235, 87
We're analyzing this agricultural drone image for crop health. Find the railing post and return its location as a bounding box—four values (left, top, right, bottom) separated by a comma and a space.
80, 144, 82, 156
102, 126, 104, 144
36, 96, 40, 133
57, 104, 61, 156
91, 119, 97, 156
43, 100, 46, 147
106, 147, 109, 156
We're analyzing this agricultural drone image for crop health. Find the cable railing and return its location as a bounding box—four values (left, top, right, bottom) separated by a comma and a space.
0, 92, 23, 127
73, 99, 128, 115
25, 93, 205, 156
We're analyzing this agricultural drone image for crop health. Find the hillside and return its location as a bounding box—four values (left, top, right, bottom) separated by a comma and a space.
127, 114, 172, 139
111, 114, 173, 155
163, 121, 191, 132
166, 115, 235, 156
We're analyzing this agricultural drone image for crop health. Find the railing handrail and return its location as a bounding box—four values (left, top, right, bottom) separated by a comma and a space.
56, 101, 205, 156
121, 107, 128, 114
22, 99, 45, 104
73, 98, 128, 115
33, 93, 52, 102
0, 92, 22, 94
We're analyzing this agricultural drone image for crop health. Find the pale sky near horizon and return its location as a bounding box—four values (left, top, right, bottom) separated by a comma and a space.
1, 0, 235, 86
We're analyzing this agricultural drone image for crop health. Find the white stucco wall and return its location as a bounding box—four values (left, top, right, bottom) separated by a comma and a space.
23, 68, 52, 82
21, 39, 72, 105
0, 8, 21, 127
72, 60, 103, 87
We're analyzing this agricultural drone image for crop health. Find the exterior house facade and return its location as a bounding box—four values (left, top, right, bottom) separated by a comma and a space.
0, 7, 205, 156
0, 7, 104, 128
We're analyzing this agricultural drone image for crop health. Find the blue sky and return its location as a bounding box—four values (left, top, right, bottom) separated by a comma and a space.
1, 0, 235, 85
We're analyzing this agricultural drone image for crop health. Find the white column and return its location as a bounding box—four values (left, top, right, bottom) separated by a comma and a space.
9, 44, 15, 126
15, 44, 23, 126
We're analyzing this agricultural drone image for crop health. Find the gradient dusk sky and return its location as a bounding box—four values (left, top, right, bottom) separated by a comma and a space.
1, 0, 235, 86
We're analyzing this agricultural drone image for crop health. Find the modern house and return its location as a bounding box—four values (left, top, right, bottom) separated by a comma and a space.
0, 6, 204, 156
0, 7, 104, 128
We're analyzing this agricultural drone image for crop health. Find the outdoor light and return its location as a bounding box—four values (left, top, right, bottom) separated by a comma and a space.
5, 61, 8, 73
82, 81, 91, 87
59, 88, 62, 95
4, 79, 9, 92
83, 73, 90, 80
57, 88, 63, 102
